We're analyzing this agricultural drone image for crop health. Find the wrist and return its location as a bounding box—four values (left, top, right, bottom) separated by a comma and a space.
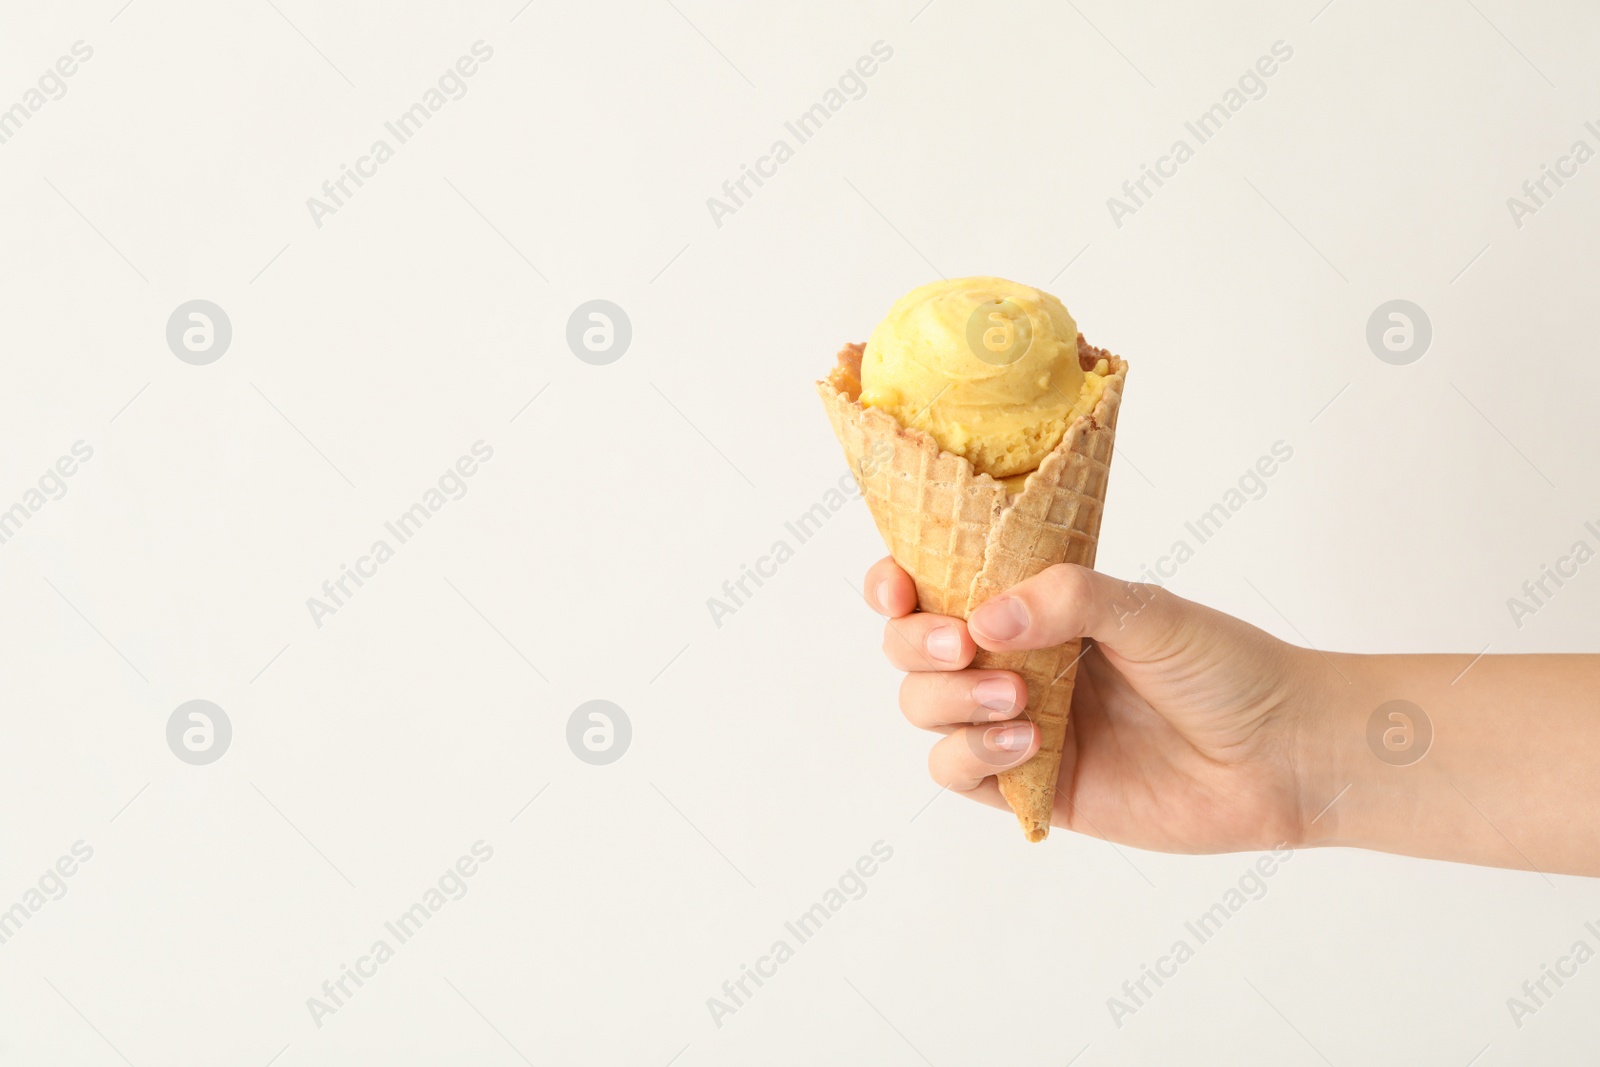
1288, 648, 1385, 850
1292, 650, 1447, 854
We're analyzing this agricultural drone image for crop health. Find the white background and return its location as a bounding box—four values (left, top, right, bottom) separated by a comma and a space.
2, 0, 1598, 1063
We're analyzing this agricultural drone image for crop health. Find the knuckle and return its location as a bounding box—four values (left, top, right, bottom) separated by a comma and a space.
926, 745, 959, 789
928, 733, 988, 791
897, 674, 922, 723
881, 617, 912, 658
881, 618, 918, 664
1042, 562, 1095, 607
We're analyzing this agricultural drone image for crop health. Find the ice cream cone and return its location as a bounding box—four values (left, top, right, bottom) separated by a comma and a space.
819, 336, 1126, 841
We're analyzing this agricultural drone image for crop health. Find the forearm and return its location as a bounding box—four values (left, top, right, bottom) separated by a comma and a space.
1298, 650, 1600, 876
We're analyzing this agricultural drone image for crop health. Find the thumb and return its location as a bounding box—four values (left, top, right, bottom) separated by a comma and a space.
966, 564, 1190, 661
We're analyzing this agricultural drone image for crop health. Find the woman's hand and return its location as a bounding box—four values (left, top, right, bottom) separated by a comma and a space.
866, 556, 1322, 852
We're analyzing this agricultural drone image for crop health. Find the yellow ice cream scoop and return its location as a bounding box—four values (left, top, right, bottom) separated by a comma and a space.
858, 277, 1107, 482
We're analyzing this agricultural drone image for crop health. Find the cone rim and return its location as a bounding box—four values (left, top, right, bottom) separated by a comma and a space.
816, 336, 1127, 503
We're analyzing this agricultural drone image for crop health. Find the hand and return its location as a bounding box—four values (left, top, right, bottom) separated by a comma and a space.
865, 557, 1321, 852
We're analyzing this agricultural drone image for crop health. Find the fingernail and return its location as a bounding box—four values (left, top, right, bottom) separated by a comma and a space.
874, 579, 892, 612
971, 596, 1028, 642
924, 625, 961, 663
985, 722, 1034, 754
972, 677, 1018, 718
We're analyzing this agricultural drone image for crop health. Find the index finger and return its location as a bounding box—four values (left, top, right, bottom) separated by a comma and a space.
863, 556, 917, 618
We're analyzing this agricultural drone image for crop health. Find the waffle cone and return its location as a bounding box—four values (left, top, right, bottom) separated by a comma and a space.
818, 336, 1126, 842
